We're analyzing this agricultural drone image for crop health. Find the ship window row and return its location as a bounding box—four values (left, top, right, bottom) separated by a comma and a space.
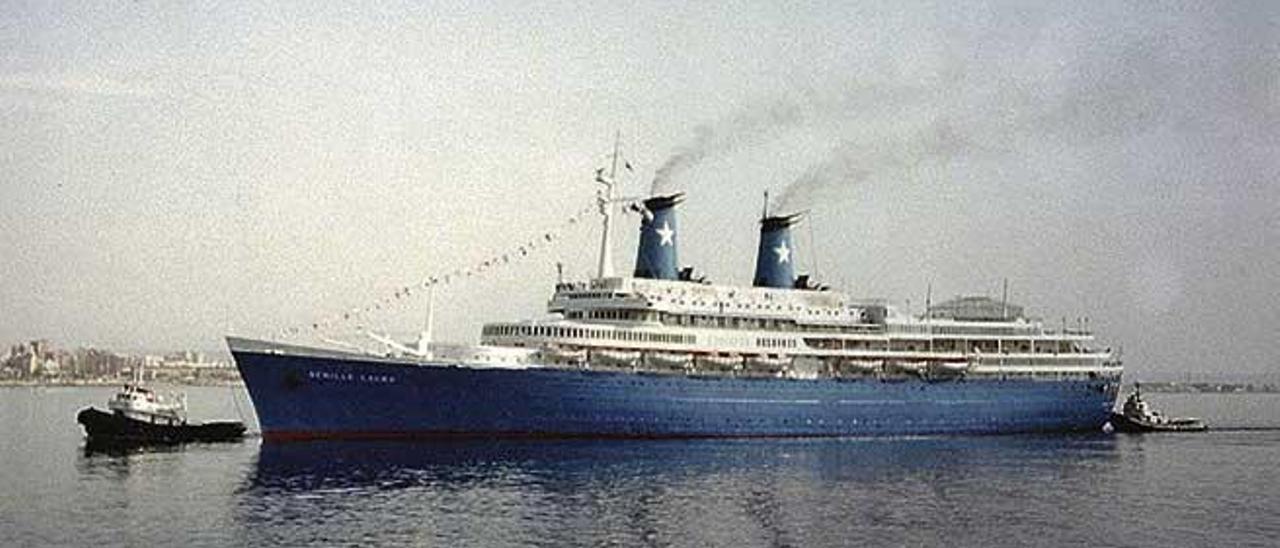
562, 291, 620, 299
978, 357, 1102, 367
895, 324, 1079, 339
757, 338, 797, 349
652, 295, 849, 317
806, 338, 888, 350
797, 338, 1090, 354
927, 325, 1037, 336
659, 312, 806, 331
588, 309, 648, 321
559, 308, 889, 335
563, 309, 655, 322
671, 311, 841, 331
989, 371, 1100, 380
483, 325, 695, 345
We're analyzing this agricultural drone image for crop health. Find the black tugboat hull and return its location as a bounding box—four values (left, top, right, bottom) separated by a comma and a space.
1109, 412, 1207, 433
77, 407, 246, 445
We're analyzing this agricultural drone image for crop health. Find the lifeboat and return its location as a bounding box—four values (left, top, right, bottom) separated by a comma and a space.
745, 355, 791, 374
886, 360, 928, 376
646, 352, 693, 370
929, 360, 971, 376
591, 349, 640, 367
695, 354, 741, 370
839, 359, 883, 375
540, 345, 587, 364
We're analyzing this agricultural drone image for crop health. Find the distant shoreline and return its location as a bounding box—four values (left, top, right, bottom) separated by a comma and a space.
1131, 381, 1279, 394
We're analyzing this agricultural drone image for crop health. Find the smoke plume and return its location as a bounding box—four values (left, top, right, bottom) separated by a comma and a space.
650, 100, 808, 195
773, 118, 976, 214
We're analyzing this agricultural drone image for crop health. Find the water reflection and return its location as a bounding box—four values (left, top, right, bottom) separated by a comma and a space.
236, 435, 1120, 546
76, 438, 253, 486
81, 439, 191, 458
245, 434, 1121, 488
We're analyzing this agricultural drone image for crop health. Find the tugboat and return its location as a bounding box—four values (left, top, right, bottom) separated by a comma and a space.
1109, 385, 1207, 433
77, 384, 247, 445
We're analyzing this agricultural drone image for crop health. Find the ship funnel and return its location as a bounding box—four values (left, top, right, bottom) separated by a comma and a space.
753, 213, 803, 288
633, 193, 684, 280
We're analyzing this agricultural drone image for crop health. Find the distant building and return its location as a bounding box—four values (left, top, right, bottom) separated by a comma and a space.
0, 340, 239, 383
40, 357, 59, 376
6, 340, 53, 377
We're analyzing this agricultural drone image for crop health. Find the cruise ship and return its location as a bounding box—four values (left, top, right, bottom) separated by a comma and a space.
229, 167, 1123, 440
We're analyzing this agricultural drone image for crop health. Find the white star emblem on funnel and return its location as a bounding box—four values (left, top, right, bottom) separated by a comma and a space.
656, 221, 675, 246
774, 240, 790, 263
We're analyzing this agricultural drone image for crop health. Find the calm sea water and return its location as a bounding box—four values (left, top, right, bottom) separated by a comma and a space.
2, 386, 1277, 547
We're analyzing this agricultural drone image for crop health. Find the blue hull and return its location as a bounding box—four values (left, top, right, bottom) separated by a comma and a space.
231, 347, 1120, 441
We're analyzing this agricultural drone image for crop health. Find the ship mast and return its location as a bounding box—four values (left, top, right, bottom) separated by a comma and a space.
416, 285, 435, 359
595, 132, 621, 278
926, 282, 934, 355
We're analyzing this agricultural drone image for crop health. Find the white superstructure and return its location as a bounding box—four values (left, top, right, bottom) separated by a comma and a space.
480, 276, 1122, 381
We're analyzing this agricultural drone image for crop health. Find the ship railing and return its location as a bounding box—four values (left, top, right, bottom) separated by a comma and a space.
1041, 328, 1094, 337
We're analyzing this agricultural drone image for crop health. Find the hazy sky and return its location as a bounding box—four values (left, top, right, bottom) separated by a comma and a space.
2, 1, 1277, 379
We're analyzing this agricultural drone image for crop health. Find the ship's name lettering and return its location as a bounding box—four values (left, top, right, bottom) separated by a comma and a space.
307, 370, 397, 384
